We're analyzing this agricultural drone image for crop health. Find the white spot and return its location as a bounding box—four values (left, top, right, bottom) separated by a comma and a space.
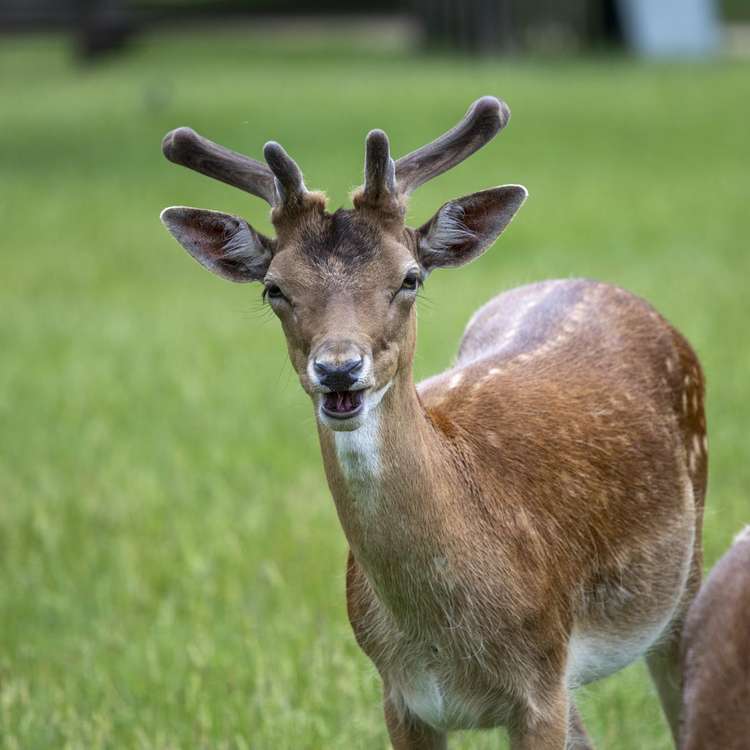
399, 671, 445, 729
682, 392, 688, 414
665, 357, 674, 374
701, 435, 708, 454
693, 433, 702, 457
734, 526, 750, 545
394, 667, 486, 731
433, 555, 449, 571
689, 449, 697, 474
567, 300, 587, 323
488, 367, 501, 376
448, 372, 464, 389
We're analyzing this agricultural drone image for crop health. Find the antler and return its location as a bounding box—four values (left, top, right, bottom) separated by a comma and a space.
162, 127, 276, 204
163, 97, 508, 215
396, 96, 510, 195
263, 141, 309, 209
161, 127, 310, 211
358, 96, 510, 208
363, 129, 396, 202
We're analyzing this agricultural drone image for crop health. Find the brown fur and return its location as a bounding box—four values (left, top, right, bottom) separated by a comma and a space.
337, 276, 705, 747
681, 528, 750, 749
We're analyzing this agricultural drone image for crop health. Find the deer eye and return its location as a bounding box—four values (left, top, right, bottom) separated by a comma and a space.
262, 284, 287, 303
400, 272, 421, 292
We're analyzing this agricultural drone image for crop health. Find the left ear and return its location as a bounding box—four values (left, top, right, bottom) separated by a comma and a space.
160, 206, 275, 282
416, 185, 527, 271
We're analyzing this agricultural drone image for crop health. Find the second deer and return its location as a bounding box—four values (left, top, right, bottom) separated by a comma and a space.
681, 527, 749, 750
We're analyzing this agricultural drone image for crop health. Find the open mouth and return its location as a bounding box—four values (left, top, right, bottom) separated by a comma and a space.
321, 389, 365, 419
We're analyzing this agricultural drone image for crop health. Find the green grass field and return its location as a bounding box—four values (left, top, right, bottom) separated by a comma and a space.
1, 29, 748, 750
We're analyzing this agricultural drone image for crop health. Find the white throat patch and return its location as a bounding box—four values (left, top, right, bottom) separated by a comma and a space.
334, 411, 381, 481
333, 382, 391, 505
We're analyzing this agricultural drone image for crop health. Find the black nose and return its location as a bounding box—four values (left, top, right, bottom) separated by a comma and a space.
313, 357, 363, 391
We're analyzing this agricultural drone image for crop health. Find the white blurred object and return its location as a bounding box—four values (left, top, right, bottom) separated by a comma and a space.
618, 0, 722, 57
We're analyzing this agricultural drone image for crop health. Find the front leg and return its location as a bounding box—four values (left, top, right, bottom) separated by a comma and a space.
568, 702, 594, 750
384, 690, 447, 750
508, 688, 570, 750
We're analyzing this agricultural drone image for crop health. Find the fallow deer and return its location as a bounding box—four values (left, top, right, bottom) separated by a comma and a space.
159, 97, 707, 749
681, 527, 750, 750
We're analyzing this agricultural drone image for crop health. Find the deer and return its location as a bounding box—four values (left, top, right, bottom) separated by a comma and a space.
159, 96, 707, 749
680, 526, 750, 750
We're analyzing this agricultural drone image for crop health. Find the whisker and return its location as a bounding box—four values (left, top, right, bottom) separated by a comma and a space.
238, 303, 275, 322
417, 291, 435, 307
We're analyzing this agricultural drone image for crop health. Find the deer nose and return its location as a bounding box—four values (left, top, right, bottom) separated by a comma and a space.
313, 357, 364, 391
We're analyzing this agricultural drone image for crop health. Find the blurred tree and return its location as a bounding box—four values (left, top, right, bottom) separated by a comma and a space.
722, 0, 750, 21
75, 0, 134, 59
1, 0, 742, 57
411, 0, 622, 54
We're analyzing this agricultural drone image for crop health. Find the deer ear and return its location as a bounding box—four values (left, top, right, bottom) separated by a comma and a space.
416, 185, 527, 271
160, 206, 275, 282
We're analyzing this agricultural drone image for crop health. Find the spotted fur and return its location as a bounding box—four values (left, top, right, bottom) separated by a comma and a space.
342, 279, 706, 748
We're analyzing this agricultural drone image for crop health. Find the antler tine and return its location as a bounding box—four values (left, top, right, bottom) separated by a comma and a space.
395, 96, 511, 196
162, 127, 277, 206
363, 129, 396, 202
263, 141, 309, 209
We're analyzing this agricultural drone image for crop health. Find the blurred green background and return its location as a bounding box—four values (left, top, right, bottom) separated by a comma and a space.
1, 17, 749, 750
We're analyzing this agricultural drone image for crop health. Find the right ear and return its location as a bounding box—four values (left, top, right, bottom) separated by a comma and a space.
415, 186, 527, 272
160, 206, 275, 282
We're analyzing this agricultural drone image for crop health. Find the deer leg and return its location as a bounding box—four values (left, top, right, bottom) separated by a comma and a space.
568, 702, 595, 749
384, 693, 447, 750
508, 689, 569, 750
646, 546, 703, 748
646, 627, 684, 747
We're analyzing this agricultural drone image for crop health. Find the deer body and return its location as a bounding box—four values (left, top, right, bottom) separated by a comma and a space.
159, 98, 706, 748
339, 278, 705, 742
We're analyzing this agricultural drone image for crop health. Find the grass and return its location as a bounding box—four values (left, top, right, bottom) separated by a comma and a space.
0, 28, 748, 750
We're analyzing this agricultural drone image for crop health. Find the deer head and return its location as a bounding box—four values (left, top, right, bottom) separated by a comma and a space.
160, 97, 527, 432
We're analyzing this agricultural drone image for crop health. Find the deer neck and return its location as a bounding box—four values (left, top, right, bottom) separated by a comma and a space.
317, 368, 460, 574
